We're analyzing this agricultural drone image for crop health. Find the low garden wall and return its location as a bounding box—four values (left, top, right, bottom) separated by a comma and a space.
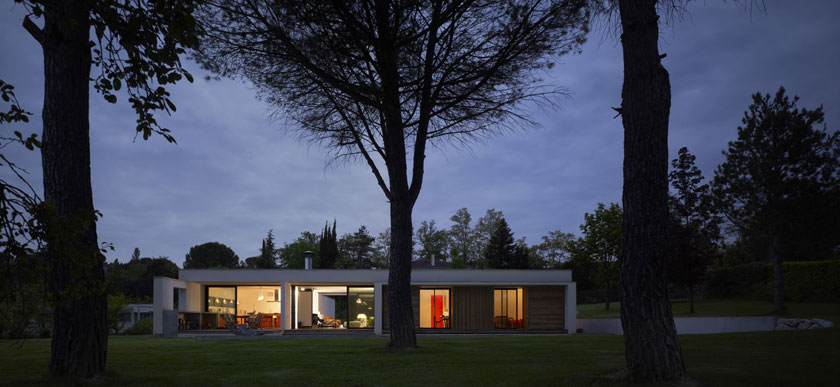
577, 316, 778, 335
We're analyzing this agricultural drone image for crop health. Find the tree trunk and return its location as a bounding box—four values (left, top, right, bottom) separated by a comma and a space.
689, 285, 695, 313
617, 0, 686, 382
387, 198, 417, 348
39, 1, 108, 378
769, 235, 784, 314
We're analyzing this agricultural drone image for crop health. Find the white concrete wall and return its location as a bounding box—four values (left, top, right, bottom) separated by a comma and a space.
577, 316, 779, 335
564, 283, 577, 334
153, 276, 189, 335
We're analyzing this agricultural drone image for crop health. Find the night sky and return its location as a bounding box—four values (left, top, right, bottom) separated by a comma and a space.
2, 1, 838, 266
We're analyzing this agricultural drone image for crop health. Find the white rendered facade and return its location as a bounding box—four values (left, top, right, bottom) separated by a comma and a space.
153, 269, 576, 335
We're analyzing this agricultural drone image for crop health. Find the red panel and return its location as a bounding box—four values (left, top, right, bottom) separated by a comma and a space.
431, 295, 444, 328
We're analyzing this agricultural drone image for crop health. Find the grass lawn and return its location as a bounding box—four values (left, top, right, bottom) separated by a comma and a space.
577, 299, 840, 322
1, 328, 838, 386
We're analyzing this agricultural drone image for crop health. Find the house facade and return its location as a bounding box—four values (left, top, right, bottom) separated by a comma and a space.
153, 267, 575, 335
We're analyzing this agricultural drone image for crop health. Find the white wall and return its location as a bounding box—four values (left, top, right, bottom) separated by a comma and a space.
577, 316, 779, 335
153, 276, 189, 335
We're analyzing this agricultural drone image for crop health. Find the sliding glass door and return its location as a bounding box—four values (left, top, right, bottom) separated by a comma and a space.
494, 288, 523, 329
419, 289, 450, 328
347, 287, 375, 328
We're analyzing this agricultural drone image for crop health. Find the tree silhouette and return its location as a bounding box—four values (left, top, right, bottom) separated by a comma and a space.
668, 147, 718, 313
319, 220, 338, 269
577, 203, 621, 310
484, 218, 516, 269
17, 0, 199, 377
184, 242, 240, 269
712, 87, 840, 314
195, 0, 591, 348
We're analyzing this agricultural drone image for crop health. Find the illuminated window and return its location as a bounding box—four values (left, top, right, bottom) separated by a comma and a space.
494, 288, 523, 329
419, 289, 450, 328
206, 286, 236, 315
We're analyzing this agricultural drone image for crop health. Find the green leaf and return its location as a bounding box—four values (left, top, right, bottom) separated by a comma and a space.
104, 94, 117, 103
113, 78, 121, 91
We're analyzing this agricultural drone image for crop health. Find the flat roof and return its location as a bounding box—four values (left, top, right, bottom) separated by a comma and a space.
178, 268, 573, 284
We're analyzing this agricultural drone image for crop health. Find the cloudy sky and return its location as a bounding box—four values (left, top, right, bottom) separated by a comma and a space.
2, 1, 838, 267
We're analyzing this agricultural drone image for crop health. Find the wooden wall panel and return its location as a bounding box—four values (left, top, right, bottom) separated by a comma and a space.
380, 285, 420, 329
452, 286, 493, 330
412, 286, 420, 327
526, 286, 565, 330
381, 285, 389, 329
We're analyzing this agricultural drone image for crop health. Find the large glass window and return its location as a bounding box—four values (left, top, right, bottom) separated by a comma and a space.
347, 287, 375, 328
494, 288, 523, 329
419, 289, 450, 328
236, 286, 282, 328
206, 287, 235, 315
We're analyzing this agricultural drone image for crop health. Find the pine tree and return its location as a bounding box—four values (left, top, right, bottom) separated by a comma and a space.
484, 219, 516, 269
712, 87, 840, 313
131, 248, 141, 262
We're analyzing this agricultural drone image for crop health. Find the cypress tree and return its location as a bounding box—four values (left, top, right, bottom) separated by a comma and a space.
319, 220, 339, 269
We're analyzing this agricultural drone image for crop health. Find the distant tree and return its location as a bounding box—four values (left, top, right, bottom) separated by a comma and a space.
16, 0, 199, 377
484, 218, 517, 269
318, 221, 338, 269
415, 220, 449, 264
513, 242, 532, 269
105, 256, 178, 300
473, 209, 505, 268
533, 230, 576, 268
578, 203, 622, 310
106, 293, 130, 334
131, 248, 141, 262
371, 228, 392, 269
196, 0, 591, 349
712, 87, 840, 314
242, 256, 259, 269
448, 208, 475, 268
339, 226, 376, 269
254, 230, 278, 269
667, 220, 712, 313
184, 242, 240, 269
668, 147, 718, 312
279, 232, 320, 269
562, 239, 598, 291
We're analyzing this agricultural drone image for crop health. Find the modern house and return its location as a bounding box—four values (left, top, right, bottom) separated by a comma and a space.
153, 260, 575, 335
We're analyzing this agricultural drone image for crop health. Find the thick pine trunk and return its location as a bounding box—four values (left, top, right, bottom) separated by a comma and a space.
689, 285, 695, 313
40, 1, 108, 378
617, 0, 686, 382
769, 235, 784, 314
387, 198, 417, 348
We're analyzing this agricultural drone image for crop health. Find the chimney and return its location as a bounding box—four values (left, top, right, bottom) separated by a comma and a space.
304, 250, 313, 270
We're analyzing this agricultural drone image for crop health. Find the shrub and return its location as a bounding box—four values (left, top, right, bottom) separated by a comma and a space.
703, 260, 840, 302
124, 318, 153, 335
782, 260, 840, 302
703, 262, 768, 299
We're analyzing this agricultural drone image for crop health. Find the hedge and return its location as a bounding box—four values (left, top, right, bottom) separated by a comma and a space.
703, 260, 840, 302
